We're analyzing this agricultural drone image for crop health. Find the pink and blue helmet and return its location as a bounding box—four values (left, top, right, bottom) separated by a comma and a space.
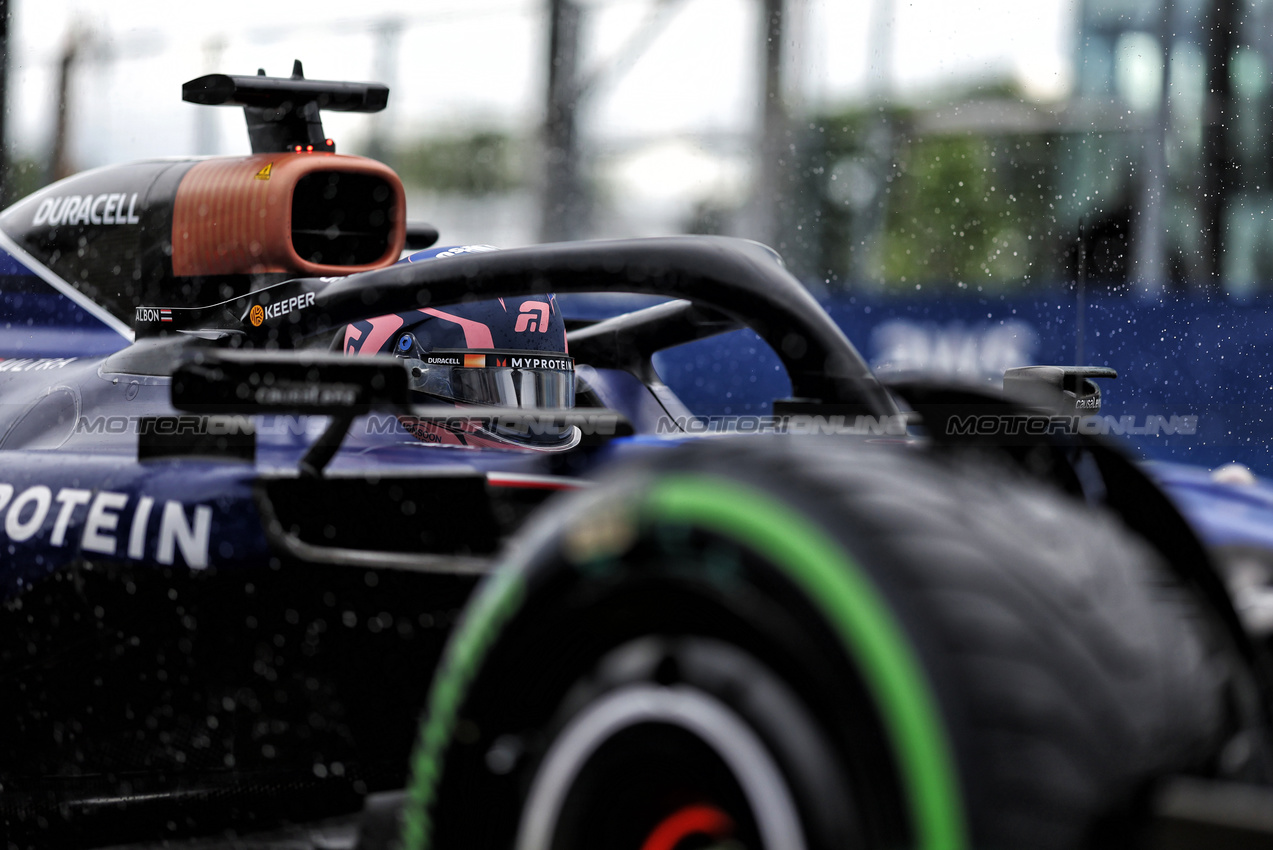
343, 245, 578, 450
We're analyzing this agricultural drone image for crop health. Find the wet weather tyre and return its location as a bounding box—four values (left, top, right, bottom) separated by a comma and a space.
403, 438, 1226, 850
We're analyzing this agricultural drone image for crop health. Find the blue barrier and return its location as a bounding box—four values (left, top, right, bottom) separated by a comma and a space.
653, 294, 1273, 474
4, 277, 1261, 473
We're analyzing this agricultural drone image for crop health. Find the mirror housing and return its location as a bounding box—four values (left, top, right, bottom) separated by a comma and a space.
1002, 365, 1117, 416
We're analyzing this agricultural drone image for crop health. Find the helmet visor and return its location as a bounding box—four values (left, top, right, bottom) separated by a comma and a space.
408, 349, 575, 409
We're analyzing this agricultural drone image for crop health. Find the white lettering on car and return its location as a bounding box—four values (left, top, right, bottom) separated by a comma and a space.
263, 291, 316, 321
83, 491, 129, 554
157, 501, 212, 569
428, 244, 500, 260
0, 484, 211, 568
31, 193, 141, 227
509, 357, 573, 371
128, 496, 154, 560
51, 488, 92, 546
6, 486, 52, 542
0, 358, 78, 372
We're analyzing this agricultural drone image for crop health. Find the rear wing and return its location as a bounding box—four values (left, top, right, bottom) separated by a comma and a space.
182, 60, 388, 154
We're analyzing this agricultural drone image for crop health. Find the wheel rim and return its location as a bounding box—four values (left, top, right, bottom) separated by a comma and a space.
640, 804, 735, 850
514, 683, 807, 850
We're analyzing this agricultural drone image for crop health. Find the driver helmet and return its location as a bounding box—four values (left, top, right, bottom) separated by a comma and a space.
343, 245, 578, 450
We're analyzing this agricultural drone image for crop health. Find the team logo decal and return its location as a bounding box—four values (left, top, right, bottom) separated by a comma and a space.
514, 301, 550, 333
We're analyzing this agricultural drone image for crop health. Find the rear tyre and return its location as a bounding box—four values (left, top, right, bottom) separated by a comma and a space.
404, 438, 1228, 850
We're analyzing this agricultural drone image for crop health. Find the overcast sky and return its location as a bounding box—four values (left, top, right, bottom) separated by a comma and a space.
8, 0, 1078, 166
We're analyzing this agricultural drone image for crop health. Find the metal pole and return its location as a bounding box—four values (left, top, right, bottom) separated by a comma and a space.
755, 0, 788, 253
51, 27, 83, 183
0, 0, 9, 207
541, 0, 584, 243
1201, 0, 1236, 291
363, 18, 402, 166
1130, 0, 1172, 298
849, 0, 894, 287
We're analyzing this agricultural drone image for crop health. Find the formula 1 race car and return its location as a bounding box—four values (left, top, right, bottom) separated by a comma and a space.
0, 65, 1271, 850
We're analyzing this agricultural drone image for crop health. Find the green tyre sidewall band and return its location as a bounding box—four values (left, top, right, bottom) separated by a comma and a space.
401, 473, 969, 850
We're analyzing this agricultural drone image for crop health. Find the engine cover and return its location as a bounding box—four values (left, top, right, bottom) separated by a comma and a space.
0, 153, 406, 324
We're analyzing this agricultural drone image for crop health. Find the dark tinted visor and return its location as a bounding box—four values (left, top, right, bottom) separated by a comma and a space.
407, 349, 575, 409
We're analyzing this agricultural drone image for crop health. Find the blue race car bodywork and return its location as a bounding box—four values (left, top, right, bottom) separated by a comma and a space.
0, 66, 1270, 850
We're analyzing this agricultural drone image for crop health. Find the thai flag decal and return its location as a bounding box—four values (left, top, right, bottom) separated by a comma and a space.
160, 309, 172, 323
